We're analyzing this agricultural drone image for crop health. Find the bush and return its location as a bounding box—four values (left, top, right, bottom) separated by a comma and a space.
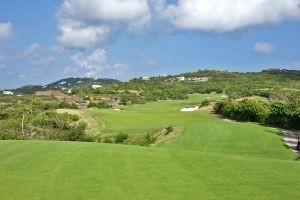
58, 102, 78, 109
214, 100, 270, 123
214, 99, 300, 130
114, 133, 128, 143
201, 100, 210, 107
165, 126, 174, 135
103, 138, 113, 143
66, 122, 87, 141
88, 102, 112, 109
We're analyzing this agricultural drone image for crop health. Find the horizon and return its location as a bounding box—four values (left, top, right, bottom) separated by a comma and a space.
1, 0, 300, 89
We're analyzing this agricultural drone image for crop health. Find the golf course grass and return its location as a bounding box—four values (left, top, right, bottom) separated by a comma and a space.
1, 94, 299, 199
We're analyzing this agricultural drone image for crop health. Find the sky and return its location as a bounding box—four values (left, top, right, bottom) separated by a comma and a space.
0, 0, 300, 89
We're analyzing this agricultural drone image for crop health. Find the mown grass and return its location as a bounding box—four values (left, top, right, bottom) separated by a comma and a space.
0, 94, 299, 199
89, 94, 294, 160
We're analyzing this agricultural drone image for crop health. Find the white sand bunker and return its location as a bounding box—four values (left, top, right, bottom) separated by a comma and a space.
180, 106, 199, 112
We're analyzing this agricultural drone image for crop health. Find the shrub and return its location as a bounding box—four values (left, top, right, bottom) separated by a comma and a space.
214, 99, 300, 130
58, 102, 78, 109
201, 100, 210, 107
165, 126, 174, 135
88, 102, 112, 109
66, 122, 87, 141
114, 133, 128, 143
103, 138, 113, 143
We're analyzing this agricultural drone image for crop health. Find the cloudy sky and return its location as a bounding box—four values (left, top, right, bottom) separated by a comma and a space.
1, 0, 300, 89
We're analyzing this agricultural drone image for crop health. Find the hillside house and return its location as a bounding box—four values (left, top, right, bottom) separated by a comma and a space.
177, 76, 186, 81
186, 77, 210, 82
141, 77, 150, 81
2, 91, 14, 95
92, 85, 102, 89
59, 81, 67, 85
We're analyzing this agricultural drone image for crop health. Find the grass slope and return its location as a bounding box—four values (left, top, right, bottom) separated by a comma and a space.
0, 94, 299, 199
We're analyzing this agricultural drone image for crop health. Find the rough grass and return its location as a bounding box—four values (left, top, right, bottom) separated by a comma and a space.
1, 94, 299, 199
57, 109, 104, 135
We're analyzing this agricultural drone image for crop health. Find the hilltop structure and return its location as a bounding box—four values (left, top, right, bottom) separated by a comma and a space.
2, 91, 14, 95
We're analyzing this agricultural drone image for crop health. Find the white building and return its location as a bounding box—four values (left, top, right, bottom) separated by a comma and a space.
3, 91, 14, 95
142, 77, 150, 81
177, 76, 186, 81
92, 85, 103, 89
59, 81, 67, 85
186, 77, 210, 82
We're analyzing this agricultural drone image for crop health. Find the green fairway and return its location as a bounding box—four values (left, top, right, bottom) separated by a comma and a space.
0, 94, 299, 199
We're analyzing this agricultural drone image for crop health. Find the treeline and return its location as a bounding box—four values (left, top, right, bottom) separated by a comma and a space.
214, 99, 300, 130
0, 96, 88, 141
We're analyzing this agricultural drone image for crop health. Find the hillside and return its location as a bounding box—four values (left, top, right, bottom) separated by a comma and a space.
8, 77, 121, 94
65, 68, 300, 107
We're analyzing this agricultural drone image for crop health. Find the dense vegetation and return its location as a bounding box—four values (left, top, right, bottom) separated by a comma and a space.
214, 99, 300, 130
66, 68, 300, 107
1, 68, 300, 142
0, 95, 88, 141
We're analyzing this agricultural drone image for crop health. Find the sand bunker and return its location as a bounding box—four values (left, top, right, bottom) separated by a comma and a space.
180, 106, 199, 112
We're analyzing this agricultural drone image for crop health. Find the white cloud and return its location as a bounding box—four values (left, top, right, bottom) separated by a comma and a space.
32, 56, 55, 66
0, 50, 6, 69
0, 22, 13, 40
56, 0, 300, 48
113, 63, 129, 74
69, 48, 128, 77
253, 42, 275, 54
59, 0, 149, 22
58, 22, 111, 49
164, 0, 300, 32
51, 45, 65, 53
18, 43, 55, 67
57, 0, 154, 48
20, 43, 41, 58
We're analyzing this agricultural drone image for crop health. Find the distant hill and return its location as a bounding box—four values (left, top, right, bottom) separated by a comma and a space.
10, 77, 121, 94
177, 68, 300, 80
261, 68, 300, 80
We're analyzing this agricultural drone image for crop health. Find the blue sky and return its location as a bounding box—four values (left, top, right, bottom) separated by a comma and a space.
0, 0, 300, 89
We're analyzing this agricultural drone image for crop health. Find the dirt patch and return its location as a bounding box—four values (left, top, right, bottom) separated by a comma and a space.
35, 90, 81, 104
